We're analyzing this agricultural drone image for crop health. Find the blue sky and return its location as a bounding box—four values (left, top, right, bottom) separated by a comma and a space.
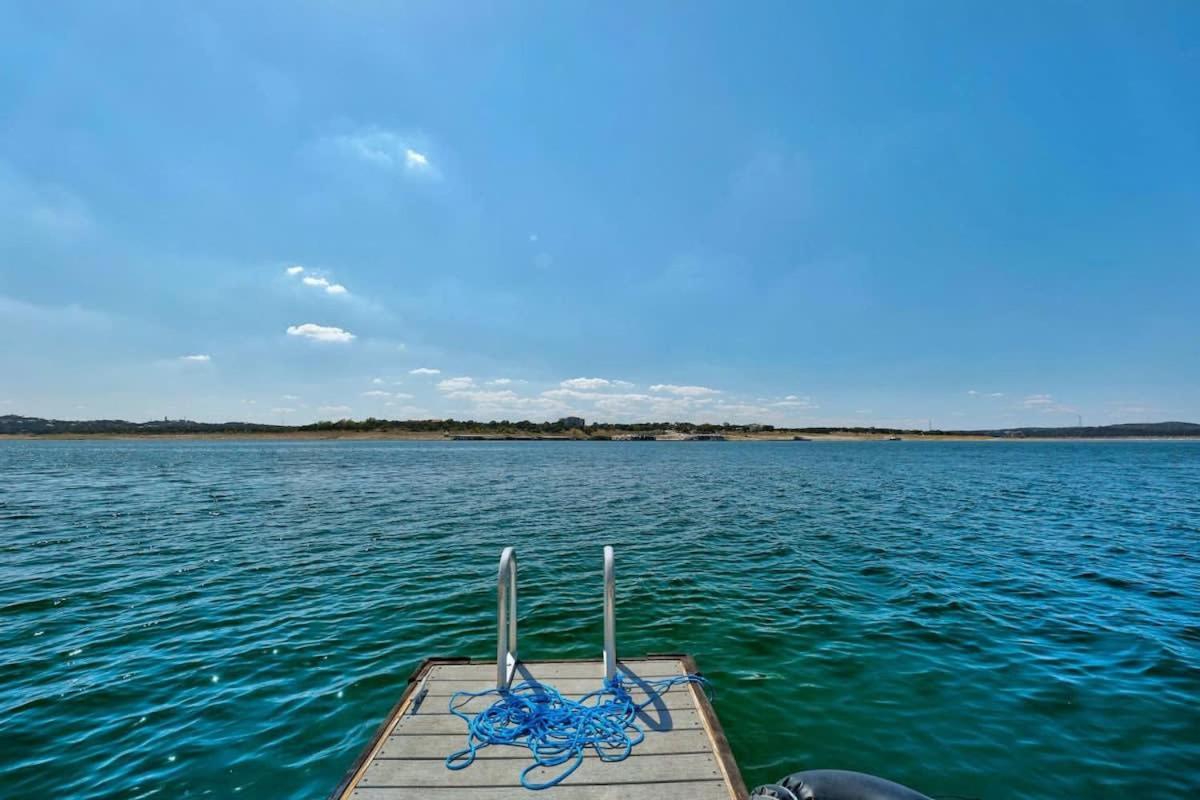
1, 2, 1197, 428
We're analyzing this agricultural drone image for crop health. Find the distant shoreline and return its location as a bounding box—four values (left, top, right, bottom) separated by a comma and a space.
3, 431, 1198, 442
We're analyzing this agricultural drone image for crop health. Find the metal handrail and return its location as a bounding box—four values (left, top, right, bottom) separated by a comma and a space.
496, 547, 518, 690
603, 545, 616, 682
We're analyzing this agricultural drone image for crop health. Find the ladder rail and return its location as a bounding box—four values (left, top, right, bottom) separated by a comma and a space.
603, 545, 617, 682
494, 545, 617, 689
496, 547, 518, 690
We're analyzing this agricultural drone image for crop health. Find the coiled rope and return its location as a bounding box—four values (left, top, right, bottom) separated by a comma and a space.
446, 672, 710, 790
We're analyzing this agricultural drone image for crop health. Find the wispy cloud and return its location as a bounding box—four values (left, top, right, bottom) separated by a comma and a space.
287, 265, 349, 296
281, 394, 300, 401
362, 389, 415, 401
437, 376, 475, 392
325, 126, 438, 178
543, 387, 650, 402
561, 377, 613, 390
1022, 393, 1075, 413
286, 323, 355, 343
444, 388, 567, 415
180, 354, 211, 363
650, 384, 720, 397
409, 367, 440, 375
773, 394, 817, 409
318, 405, 352, 415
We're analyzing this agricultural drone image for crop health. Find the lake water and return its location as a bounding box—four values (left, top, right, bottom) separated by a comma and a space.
1, 440, 1198, 798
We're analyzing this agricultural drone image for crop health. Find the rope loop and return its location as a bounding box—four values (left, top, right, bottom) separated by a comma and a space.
446, 673, 710, 790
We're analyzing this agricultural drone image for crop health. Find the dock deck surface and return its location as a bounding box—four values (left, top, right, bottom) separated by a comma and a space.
332, 656, 747, 800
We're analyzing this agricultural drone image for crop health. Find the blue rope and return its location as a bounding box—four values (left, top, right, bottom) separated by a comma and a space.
445, 672, 710, 790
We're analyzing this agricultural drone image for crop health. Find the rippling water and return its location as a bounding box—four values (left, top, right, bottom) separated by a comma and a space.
1, 440, 1198, 798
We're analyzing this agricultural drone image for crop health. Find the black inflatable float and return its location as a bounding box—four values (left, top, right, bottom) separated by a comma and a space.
751, 769, 932, 800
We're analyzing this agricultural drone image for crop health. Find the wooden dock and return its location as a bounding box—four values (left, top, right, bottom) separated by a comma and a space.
330, 655, 748, 800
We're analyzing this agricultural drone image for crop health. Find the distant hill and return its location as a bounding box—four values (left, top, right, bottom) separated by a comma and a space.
0, 414, 288, 435
976, 421, 1200, 438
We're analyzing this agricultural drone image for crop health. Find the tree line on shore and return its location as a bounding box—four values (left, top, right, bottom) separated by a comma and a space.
3, 414, 1198, 438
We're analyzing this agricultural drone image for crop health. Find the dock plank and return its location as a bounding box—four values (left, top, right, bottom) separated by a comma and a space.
350, 782, 731, 800
331, 658, 744, 800
424, 677, 699, 695
425, 660, 687, 682
431, 686, 696, 713
360, 752, 722, 787
376, 728, 715, 759
391, 707, 704, 735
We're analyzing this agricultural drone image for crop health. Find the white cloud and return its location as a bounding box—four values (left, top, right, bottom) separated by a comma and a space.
773, 395, 817, 409
409, 367, 441, 375
282, 394, 300, 401
543, 388, 651, 402
288, 267, 350, 296
286, 323, 355, 343
271, 407, 296, 415
392, 392, 414, 399
301, 275, 349, 295
443, 388, 568, 416
372, 378, 385, 385
561, 377, 612, 390
362, 390, 391, 398
180, 354, 211, 362
650, 384, 720, 397
488, 378, 513, 386
989, 392, 1005, 398
967, 389, 979, 396
437, 376, 475, 392
327, 126, 438, 177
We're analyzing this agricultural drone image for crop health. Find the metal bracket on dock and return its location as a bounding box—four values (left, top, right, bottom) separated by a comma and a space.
496, 547, 519, 691
603, 545, 617, 683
